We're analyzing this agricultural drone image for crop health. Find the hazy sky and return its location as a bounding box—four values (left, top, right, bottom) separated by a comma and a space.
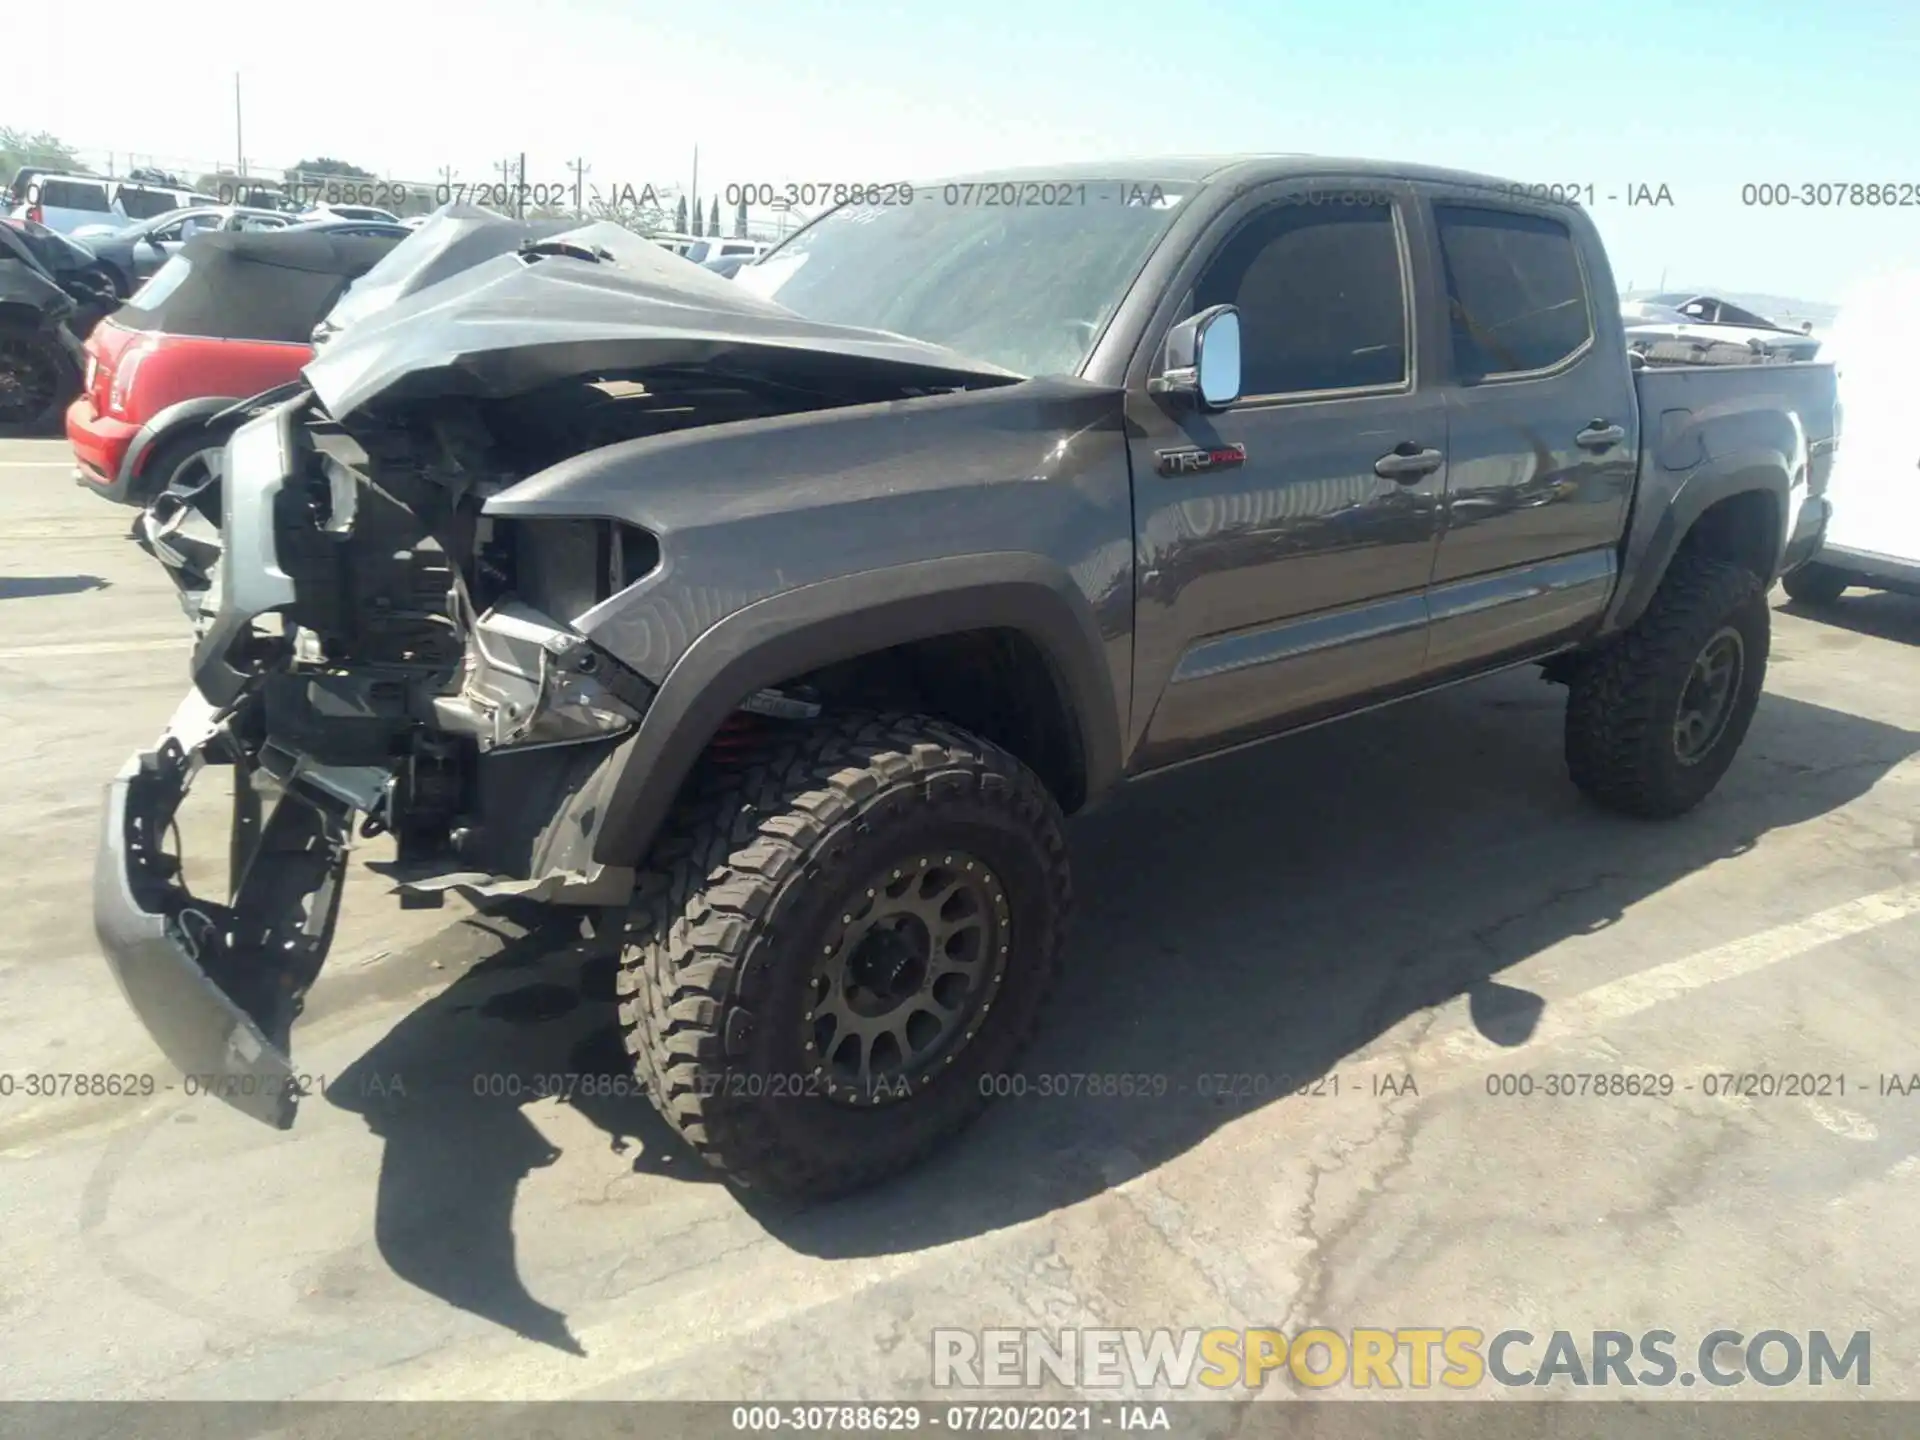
11, 0, 1919, 300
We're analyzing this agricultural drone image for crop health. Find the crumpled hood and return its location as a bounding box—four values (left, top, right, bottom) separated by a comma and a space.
315, 204, 582, 342
304, 217, 1024, 419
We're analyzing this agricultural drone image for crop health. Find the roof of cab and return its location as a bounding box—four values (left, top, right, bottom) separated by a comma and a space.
931, 154, 1532, 195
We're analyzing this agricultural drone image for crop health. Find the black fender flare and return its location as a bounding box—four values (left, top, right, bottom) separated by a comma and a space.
115, 395, 247, 499
591, 553, 1123, 867
1604, 459, 1792, 633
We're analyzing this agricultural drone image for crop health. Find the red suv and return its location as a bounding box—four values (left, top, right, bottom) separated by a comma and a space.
68, 228, 399, 504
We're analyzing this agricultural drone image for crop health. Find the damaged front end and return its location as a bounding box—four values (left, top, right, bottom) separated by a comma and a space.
99, 393, 655, 1126
95, 226, 1018, 1127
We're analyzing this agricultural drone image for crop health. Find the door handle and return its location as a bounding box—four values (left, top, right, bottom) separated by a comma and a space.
1577, 421, 1626, 450
1373, 443, 1444, 483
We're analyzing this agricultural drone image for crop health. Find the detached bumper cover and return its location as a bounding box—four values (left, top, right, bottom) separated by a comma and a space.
93, 691, 350, 1128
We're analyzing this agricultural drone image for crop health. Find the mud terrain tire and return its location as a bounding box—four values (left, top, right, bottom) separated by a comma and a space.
619, 712, 1072, 1199
1565, 553, 1769, 819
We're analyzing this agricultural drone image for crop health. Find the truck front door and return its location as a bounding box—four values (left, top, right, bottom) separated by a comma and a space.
1125, 180, 1448, 771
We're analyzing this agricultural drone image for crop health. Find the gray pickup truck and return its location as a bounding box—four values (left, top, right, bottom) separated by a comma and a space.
98, 158, 1837, 1198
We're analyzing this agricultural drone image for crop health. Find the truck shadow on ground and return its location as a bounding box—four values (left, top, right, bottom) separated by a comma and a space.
325, 666, 1919, 1350
1777, 590, 1920, 647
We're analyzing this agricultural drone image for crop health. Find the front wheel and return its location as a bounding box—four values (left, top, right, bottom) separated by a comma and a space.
1565, 554, 1769, 819
618, 712, 1072, 1199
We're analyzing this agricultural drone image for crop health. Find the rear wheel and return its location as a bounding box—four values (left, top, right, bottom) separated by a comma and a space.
618, 711, 1072, 1199
0, 320, 72, 436
1565, 553, 1769, 819
1781, 561, 1849, 606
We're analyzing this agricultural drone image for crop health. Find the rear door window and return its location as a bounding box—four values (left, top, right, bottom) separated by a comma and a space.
1434, 205, 1593, 378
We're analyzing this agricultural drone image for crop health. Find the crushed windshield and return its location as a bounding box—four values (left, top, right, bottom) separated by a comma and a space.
737, 180, 1193, 376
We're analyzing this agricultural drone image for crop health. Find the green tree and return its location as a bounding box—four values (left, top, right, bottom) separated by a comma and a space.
709, 196, 720, 236
0, 127, 84, 185
674, 195, 689, 233
734, 194, 748, 238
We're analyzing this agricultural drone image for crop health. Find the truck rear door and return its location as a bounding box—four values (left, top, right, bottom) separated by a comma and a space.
1408, 187, 1637, 673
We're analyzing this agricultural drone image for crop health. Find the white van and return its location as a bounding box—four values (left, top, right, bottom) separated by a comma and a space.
1781, 271, 1920, 605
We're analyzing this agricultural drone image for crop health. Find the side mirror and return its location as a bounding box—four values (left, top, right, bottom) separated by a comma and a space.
1150, 304, 1241, 411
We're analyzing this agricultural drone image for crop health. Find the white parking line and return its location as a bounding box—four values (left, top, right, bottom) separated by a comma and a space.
1430, 882, 1920, 1063
0, 638, 192, 660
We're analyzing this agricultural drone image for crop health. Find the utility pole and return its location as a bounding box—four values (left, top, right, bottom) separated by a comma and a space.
517, 152, 526, 219
568, 156, 590, 220
234, 72, 244, 177
690, 144, 698, 234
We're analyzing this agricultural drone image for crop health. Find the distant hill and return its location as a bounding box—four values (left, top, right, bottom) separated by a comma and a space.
1622, 288, 1838, 329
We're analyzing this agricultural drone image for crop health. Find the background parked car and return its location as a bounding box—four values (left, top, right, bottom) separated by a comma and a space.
0, 219, 122, 335
281, 217, 413, 239
303, 202, 403, 224
681, 235, 769, 266
110, 182, 223, 223
0, 220, 90, 434
702, 252, 754, 278
74, 205, 295, 296
1781, 269, 1920, 605
7, 172, 125, 235
66, 228, 403, 504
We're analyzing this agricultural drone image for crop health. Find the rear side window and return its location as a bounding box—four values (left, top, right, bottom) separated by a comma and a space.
1193, 199, 1409, 396
36, 180, 111, 212
1434, 204, 1592, 378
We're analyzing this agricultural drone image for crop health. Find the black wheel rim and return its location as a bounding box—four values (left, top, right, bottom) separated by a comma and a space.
1674, 626, 1745, 765
0, 336, 57, 424
805, 851, 1009, 1105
